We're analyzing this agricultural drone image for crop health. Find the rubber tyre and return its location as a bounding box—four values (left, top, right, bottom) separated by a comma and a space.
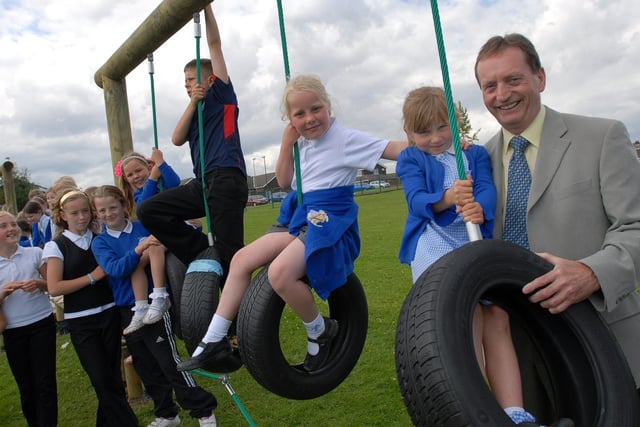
237, 267, 368, 400
165, 252, 186, 340
180, 246, 222, 371
395, 239, 640, 426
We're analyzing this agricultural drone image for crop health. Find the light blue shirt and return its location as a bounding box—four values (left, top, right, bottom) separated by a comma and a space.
411, 150, 470, 282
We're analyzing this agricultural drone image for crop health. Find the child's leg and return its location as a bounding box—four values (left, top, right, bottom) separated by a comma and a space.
179, 232, 296, 366
268, 238, 339, 372
131, 261, 150, 302
199, 232, 296, 346
472, 304, 487, 380
143, 245, 171, 325
483, 305, 536, 423
124, 262, 151, 335
148, 244, 168, 294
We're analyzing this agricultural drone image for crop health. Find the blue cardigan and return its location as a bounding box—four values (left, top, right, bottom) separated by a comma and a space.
397, 145, 496, 264
277, 186, 359, 300
31, 216, 52, 248
92, 221, 152, 307
133, 162, 181, 205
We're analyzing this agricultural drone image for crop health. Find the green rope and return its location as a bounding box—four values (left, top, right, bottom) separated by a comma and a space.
147, 53, 163, 191
428, 0, 465, 180
193, 12, 214, 246
277, 0, 303, 206
147, 53, 160, 150
428, 0, 482, 241
192, 370, 257, 427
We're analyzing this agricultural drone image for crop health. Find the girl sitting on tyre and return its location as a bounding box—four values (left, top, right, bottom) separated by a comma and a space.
176, 74, 407, 373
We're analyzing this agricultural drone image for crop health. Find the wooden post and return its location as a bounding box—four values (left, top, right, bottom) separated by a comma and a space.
101, 77, 134, 184
1, 160, 17, 214
121, 341, 144, 400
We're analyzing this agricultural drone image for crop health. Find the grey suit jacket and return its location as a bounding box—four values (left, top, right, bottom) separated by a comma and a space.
486, 107, 640, 384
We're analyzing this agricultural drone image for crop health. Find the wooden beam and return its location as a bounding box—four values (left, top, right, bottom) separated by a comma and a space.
94, 0, 211, 88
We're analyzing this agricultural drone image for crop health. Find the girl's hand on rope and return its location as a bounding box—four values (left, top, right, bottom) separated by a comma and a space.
458, 201, 484, 224
460, 137, 473, 151
282, 123, 300, 149
451, 176, 474, 207
149, 148, 163, 180
150, 147, 164, 166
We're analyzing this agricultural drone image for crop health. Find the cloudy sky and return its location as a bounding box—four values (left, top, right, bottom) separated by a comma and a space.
1, 0, 639, 190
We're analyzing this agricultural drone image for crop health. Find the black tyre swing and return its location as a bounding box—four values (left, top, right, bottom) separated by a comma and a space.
164, 251, 186, 340
395, 239, 640, 426
237, 267, 368, 400
394, 2, 640, 425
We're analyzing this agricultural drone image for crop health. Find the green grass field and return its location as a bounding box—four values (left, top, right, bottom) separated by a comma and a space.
0, 189, 415, 427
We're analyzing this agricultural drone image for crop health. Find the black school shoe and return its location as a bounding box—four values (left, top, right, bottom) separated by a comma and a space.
303, 317, 339, 372
176, 339, 240, 372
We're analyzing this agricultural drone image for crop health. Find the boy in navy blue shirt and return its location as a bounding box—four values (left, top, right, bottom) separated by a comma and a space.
137, 2, 247, 281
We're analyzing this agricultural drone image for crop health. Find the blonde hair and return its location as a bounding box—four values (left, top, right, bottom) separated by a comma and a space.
92, 185, 131, 220
0, 210, 15, 221
52, 176, 77, 193
402, 87, 450, 146
51, 188, 100, 237
281, 74, 332, 120
28, 188, 46, 200
118, 151, 150, 218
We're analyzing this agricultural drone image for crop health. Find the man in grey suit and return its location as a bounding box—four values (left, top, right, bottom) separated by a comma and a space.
475, 33, 640, 414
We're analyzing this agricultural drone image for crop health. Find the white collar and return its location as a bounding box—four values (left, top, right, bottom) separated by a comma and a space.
105, 220, 133, 238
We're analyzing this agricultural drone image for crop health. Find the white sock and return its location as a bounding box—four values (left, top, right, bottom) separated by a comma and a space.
192, 314, 232, 357
133, 300, 149, 318
303, 314, 325, 356
149, 287, 169, 299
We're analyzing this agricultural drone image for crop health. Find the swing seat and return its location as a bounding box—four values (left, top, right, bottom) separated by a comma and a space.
236, 265, 368, 400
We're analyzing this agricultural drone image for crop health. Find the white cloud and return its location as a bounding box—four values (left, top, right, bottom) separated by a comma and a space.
1, 0, 638, 191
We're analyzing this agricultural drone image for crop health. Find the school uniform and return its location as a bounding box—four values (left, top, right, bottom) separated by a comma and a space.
44, 231, 137, 427
30, 214, 52, 248
137, 76, 248, 279
92, 221, 217, 420
0, 246, 57, 427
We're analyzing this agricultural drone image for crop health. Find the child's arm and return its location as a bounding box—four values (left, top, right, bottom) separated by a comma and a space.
276, 123, 299, 190
92, 237, 143, 280
204, 2, 229, 84
149, 147, 164, 181
46, 257, 106, 297
172, 98, 199, 146
156, 161, 181, 189
469, 147, 497, 224
16, 263, 48, 293
432, 187, 458, 214
381, 140, 409, 161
